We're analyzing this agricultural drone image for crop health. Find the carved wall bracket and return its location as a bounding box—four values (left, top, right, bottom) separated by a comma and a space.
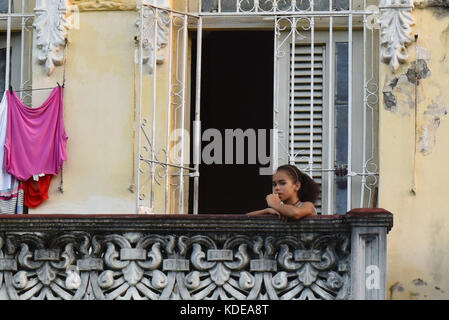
136, 0, 170, 74
33, 0, 73, 76
378, 0, 415, 72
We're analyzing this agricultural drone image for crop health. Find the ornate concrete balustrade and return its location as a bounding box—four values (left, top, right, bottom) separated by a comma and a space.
0, 209, 392, 300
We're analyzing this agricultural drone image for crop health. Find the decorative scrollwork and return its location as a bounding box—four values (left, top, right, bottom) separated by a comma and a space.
136, 2, 171, 74
204, 0, 312, 13
273, 234, 350, 300
93, 233, 167, 299
0, 231, 350, 300
2, 232, 89, 300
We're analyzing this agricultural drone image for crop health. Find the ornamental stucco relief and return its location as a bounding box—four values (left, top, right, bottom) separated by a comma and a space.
70, 0, 137, 11
0, 232, 351, 300
33, 0, 73, 76
379, 0, 415, 72
33, 0, 170, 76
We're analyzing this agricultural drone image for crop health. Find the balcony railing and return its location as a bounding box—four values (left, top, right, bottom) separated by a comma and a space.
0, 209, 392, 300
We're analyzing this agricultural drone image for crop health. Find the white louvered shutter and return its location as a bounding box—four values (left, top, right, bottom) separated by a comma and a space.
291, 44, 325, 213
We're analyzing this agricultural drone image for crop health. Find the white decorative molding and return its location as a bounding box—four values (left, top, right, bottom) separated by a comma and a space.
70, 0, 137, 11
33, 0, 73, 76
378, 0, 415, 72
136, 0, 170, 74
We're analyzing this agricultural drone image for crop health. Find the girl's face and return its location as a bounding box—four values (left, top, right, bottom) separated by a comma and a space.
272, 170, 300, 203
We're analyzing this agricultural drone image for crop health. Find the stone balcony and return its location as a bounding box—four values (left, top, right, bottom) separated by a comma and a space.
0, 209, 392, 300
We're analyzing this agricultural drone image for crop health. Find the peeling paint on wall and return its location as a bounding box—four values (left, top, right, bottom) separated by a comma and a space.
389, 278, 448, 299
382, 48, 431, 115
381, 45, 449, 156
382, 74, 415, 115
414, 0, 449, 8
406, 59, 431, 85
413, 278, 428, 286
431, 7, 449, 18
389, 77, 399, 89
383, 92, 397, 110
389, 281, 404, 299
442, 24, 449, 39
418, 102, 449, 155
415, 0, 449, 17
435, 286, 446, 293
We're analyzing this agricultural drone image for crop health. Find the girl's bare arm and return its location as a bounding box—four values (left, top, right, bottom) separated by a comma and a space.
267, 201, 316, 220
246, 208, 280, 216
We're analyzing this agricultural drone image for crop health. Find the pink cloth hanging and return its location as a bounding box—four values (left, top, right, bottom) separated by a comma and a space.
5, 87, 68, 181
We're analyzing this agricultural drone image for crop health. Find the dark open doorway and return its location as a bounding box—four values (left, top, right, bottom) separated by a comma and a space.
190, 31, 274, 214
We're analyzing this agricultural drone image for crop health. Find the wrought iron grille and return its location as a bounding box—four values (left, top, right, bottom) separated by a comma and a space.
137, 1, 381, 214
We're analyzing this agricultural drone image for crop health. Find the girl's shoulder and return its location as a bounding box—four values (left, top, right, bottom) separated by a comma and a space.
298, 201, 317, 214
297, 201, 314, 207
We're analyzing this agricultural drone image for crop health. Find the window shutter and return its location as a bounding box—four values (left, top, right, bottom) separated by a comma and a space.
291, 44, 324, 212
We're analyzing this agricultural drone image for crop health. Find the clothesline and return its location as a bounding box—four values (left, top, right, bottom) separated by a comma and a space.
14, 87, 57, 92
8, 82, 65, 93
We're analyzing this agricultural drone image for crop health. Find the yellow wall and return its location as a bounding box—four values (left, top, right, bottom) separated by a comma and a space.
380, 7, 449, 299
32, 11, 138, 213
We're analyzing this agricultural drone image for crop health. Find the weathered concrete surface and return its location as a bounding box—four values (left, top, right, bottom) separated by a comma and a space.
414, 0, 449, 8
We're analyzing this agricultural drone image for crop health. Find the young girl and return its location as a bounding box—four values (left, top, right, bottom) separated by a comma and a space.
246, 164, 320, 221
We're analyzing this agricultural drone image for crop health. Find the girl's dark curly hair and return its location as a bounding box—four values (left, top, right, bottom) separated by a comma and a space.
276, 164, 321, 204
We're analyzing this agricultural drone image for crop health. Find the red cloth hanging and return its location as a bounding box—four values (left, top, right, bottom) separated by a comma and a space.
22, 175, 53, 208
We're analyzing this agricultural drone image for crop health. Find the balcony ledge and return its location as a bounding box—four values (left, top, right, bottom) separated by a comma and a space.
0, 208, 393, 233
0, 209, 392, 300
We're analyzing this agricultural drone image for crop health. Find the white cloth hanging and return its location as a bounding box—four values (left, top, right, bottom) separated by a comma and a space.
0, 91, 12, 191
